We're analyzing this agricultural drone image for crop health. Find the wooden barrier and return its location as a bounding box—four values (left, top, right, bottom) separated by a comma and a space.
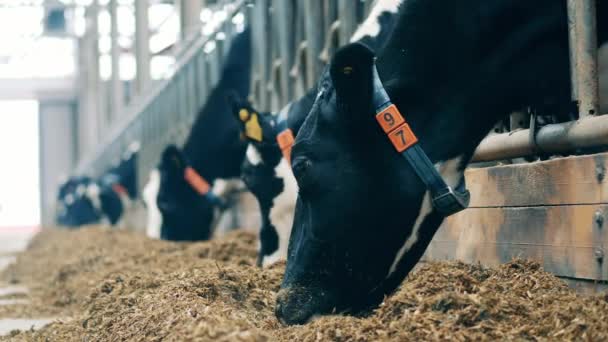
425, 152, 608, 288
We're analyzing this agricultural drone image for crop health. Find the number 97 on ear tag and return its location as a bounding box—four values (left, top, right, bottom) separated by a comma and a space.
375, 104, 418, 152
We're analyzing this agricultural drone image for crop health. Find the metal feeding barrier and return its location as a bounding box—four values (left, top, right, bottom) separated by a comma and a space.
473, 0, 603, 161
74, 0, 604, 192
74, 0, 248, 189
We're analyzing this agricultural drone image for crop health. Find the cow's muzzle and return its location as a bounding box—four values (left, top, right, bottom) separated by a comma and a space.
275, 284, 336, 325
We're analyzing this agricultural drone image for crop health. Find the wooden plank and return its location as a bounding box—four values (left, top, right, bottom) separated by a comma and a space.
425, 204, 608, 281
465, 152, 608, 207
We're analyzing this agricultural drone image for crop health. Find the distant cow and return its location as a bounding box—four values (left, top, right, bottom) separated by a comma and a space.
144, 27, 251, 241
231, 0, 402, 267
56, 144, 139, 227
275, 0, 608, 325
56, 176, 99, 227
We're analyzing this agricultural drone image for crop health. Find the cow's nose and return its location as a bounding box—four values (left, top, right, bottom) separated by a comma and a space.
275, 287, 313, 325
275, 285, 336, 325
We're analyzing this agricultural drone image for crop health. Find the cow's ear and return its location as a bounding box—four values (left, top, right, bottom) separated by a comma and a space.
330, 43, 375, 117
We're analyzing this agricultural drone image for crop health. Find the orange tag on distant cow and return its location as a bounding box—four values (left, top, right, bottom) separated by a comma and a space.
375, 104, 405, 133
112, 183, 128, 196
276, 129, 295, 163
184, 167, 210, 195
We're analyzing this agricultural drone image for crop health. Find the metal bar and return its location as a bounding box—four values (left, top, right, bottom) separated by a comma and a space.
75, 2, 247, 175
180, 0, 202, 41
473, 115, 608, 162
567, 0, 579, 101
303, 0, 324, 88
135, 0, 150, 94
338, 0, 357, 44
251, 0, 270, 108
570, 0, 600, 117
110, 0, 123, 122
274, 0, 295, 105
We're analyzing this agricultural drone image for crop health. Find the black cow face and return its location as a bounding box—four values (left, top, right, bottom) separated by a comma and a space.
157, 145, 215, 241
98, 185, 124, 225
229, 95, 289, 266
57, 178, 103, 227
276, 44, 450, 324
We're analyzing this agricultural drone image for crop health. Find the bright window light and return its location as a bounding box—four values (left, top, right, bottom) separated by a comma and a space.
0, 100, 40, 227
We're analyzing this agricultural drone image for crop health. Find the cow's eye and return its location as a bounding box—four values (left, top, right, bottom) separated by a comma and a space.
292, 157, 316, 191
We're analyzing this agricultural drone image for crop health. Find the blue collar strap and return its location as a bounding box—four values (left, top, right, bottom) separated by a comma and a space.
371, 65, 470, 216
274, 105, 295, 163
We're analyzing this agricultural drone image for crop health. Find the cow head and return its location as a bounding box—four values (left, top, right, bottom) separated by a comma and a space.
229, 95, 293, 267
276, 43, 465, 324
157, 145, 215, 241
57, 178, 104, 227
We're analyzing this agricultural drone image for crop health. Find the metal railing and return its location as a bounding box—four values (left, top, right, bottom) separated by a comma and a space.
75, 1, 247, 190
75, 0, 605, 191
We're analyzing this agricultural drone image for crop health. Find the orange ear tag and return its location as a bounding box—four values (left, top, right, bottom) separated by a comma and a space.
276, 129, 295, 164
375, 104, 418, 152
112, 183, 128, 196
184, 167, 210, 195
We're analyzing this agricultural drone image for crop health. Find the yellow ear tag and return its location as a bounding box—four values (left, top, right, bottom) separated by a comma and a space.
239, 109, 250, 122
245, 113, 263, 142
342, 66, 353, 75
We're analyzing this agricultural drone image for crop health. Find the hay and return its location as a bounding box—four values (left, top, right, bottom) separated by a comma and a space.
2, 226, 607, 341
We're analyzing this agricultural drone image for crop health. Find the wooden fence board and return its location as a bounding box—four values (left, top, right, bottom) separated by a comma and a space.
425, 204, 608, 281
466, 153, 608, 207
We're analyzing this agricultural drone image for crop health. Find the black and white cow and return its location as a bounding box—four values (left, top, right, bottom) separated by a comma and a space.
56, 176, 99, 227
56, 144, 140, 227
144, 26, 251, 241
231, 0, 403, 267
275, 0, 608, 325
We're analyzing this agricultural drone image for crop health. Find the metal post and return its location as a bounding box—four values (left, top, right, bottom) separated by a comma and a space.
569, 0, 599, 117
274, 0, 294, 102
86, 2, 101, 151
303, 0, 324, 88
110, 0, 122, 122
180, 0, 202, 42
135, 0, 150, 94
567, 0, 579, 101
338, 0, 357, 44
252, 0, 270, 108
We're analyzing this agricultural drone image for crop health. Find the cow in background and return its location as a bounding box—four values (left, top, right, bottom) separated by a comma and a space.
56, 143, 140, 227
144, 26, 251, 241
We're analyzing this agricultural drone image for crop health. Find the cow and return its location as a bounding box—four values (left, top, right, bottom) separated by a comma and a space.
56, 144, 140, 227
56, 176, 99, 227
275, 0, 608, 325
230, 0, 403, 267
144, 26, 251, 241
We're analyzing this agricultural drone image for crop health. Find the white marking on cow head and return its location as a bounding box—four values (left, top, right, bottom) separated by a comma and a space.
349, 0, 403, 43
75, 185, 86, 197
85, 183, 103, 213
246, 144, 263, 166
143, 169, 162, 239
387, 156, 464, 277
263, 157, 299, 267
64, 194, 75, 206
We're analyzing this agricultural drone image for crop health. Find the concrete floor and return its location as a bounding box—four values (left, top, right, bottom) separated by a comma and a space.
0, 227, 55, 336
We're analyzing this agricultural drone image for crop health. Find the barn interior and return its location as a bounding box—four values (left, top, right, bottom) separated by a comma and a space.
0, 0, 608, 340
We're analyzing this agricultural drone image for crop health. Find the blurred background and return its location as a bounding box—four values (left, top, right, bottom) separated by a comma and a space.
0, 0, 243, 229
